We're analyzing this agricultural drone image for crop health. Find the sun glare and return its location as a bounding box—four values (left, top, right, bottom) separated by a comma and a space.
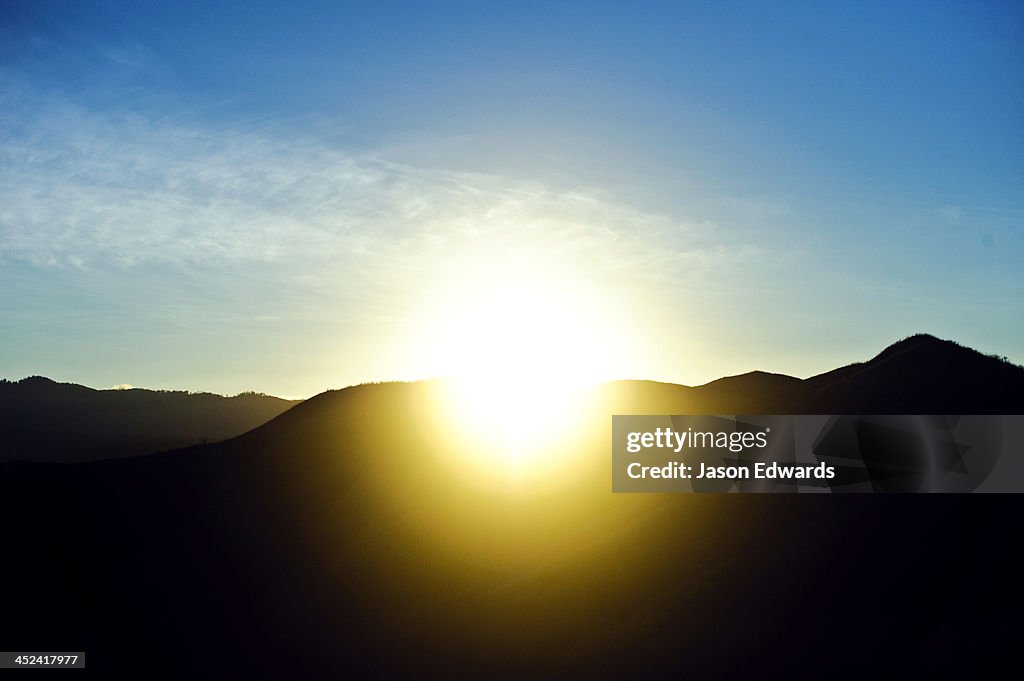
415, 254, 626, 474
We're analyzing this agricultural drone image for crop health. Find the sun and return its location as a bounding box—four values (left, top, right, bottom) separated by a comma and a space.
413, 255, 627, 473
438, 283, 593, 454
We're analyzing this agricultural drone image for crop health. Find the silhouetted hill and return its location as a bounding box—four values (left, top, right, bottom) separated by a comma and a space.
597, 334, 1024, 414
800, 334, 1024, 413
0, 377, 301, 462
689, 370, 807, 413
1, 337, 1021, 678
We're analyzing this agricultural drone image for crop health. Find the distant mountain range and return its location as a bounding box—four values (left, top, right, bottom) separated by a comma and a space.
1, 334, 1021, 678
0, 377, 300, 462
4, 334, 1020, 465
598, 333, 1024, 414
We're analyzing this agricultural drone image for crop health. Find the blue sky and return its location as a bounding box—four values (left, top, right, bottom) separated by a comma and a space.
2, 1, 1022, 397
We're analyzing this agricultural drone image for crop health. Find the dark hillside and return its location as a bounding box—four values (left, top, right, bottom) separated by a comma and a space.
0, 377, 300, 462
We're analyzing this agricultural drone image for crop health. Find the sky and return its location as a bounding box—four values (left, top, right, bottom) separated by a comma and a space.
1, 0, 1022, 398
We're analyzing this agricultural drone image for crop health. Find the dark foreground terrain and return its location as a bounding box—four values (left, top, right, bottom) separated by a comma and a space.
2, 335, 1022, 678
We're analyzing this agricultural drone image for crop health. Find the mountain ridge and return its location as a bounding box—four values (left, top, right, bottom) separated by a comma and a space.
7, 333, 1020, 464
0, 376, 301, 462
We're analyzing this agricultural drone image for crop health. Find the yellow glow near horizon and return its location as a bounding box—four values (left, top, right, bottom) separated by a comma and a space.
412, 251, 631, 474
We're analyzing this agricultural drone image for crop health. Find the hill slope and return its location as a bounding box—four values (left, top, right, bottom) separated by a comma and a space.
799, 333, 1024, 413
0, 377, 301, 462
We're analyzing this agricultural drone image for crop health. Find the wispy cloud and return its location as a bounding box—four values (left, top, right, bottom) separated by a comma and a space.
0, 80, 758, 296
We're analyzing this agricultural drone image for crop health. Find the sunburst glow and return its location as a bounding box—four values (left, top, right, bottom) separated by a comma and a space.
412, 250, 630, 473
